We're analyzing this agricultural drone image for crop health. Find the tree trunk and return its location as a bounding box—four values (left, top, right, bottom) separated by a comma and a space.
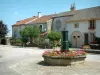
22, 43, 25, 47
30, 37, 33, 45
0, 38, 1, 44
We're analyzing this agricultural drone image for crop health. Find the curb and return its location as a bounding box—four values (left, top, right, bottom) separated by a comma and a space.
85, 49, 100, 54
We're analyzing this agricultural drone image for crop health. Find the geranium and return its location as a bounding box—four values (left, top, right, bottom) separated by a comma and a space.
42, 49, 87, 58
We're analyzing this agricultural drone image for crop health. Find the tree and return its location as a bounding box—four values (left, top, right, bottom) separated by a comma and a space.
0, 20, 8, 38
27, 26, 40, 44
19, 29, 28, 46
47, 31, 61, 50
19, 26, 40, 45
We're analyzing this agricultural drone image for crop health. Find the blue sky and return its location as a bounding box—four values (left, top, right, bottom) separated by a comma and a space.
0, 0, 100, 37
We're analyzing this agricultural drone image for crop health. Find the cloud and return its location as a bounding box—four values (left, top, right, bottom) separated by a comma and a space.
14, 12, 18, 14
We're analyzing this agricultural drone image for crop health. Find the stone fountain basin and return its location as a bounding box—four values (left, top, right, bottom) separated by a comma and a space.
43, 55, 86, 66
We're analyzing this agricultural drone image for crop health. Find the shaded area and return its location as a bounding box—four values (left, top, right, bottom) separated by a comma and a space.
37, 61, 70, 66
0, 55, 2, 58
37, 61, 49, 66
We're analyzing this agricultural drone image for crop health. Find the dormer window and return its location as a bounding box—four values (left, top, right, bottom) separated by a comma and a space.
89, 20, 96, 30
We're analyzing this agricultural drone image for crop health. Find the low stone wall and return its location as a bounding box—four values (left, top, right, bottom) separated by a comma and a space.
43, 55, 86, 66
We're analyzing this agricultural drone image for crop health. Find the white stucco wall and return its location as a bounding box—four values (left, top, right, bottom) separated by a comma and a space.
96, 20, 100, 37
67, 21, 89, 44
52, 16, 89, 45
12, 25, 25, 38
46, 19, 52, 33
52, 16, 70, 31
12, 22, 51, 38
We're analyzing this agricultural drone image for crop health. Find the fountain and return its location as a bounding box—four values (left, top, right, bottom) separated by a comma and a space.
42, 28, 86, 66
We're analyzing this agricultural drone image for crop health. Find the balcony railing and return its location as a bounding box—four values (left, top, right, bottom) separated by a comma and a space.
88, 26, 95, 30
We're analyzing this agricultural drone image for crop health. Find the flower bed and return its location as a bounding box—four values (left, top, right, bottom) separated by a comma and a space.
42, 50, 86, 66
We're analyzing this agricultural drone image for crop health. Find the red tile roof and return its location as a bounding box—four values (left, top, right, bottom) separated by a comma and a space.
28, 14, 56, 24
13, 14, 56, 26
13, 16, 37, 26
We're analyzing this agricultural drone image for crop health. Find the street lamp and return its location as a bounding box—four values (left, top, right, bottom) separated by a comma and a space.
61, 28, 69, 52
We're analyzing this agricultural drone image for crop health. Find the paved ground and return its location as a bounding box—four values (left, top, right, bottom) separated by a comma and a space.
0, 45, 100, 75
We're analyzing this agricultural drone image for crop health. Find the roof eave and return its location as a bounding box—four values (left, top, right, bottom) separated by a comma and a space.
66, 18, 100, 23
52, 15, 73, 18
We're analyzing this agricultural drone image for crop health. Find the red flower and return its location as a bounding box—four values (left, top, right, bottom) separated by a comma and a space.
42, 49, 87, 57
72, 53, 76, 56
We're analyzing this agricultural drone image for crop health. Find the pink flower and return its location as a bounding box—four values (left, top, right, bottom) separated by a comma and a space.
42, 49, 86, 57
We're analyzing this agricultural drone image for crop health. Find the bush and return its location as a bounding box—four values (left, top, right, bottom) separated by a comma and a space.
1, 38, 7, 45
95, 37, 100, 44
10, 38, 22, 46
47, 31, 61, 49
47, 31, 61, 41
38, 37, 52, 48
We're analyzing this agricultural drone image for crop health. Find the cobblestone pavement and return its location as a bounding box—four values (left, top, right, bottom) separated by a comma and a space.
0, 45, 100, 75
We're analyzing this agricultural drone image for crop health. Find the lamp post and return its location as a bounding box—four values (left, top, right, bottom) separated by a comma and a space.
61, 28, 69, 52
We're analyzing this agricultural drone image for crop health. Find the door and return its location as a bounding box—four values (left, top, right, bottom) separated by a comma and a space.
71, 31, 83, 48
84, 33, 88, 45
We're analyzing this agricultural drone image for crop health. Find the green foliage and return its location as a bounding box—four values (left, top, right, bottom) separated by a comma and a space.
25, 26, 40, 38
20, 28, 27, 37
19, 26, 40, 45
0, 20, 8, 38
47, 31, 61, 49
95, 37, 100, 44
15, 38, 22, 43
19, 28, 28, 43
10, 38, 23, 46
47, 31, 61, 41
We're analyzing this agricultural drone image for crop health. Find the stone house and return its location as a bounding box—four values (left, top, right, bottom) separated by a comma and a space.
12, 5, 100, 48
52, 5, 100, 47
12, 12, 56, 38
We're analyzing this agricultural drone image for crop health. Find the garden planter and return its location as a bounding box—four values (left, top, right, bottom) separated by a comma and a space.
43, 55, 86, 66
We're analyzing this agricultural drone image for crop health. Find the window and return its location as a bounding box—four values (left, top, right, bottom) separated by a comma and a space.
74, 23, 79, 28
39, 25, 43, 32
89, 20, 96, 30
90, 33, 95, 42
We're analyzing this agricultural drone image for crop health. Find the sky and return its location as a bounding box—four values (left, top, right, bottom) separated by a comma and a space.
0, 0, 100, 37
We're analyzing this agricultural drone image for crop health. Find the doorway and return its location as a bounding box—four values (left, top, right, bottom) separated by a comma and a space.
71, 31, 83, 48
84, 33, 88, 45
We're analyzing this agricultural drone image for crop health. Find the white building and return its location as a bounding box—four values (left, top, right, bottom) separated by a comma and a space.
12, 12, 55, 38
52, 5, 100, 48
12, 5, 100, 48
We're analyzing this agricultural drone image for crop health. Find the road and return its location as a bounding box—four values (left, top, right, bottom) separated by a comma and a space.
0, 45, 100, 75
0, 45, 44, 75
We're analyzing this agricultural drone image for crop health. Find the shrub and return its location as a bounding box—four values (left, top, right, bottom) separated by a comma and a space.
19, 26, 40, 46
95, 37, 100, 44
47, 31, 61, 41
38, 37, 52, 48
10, 38, 22, 46
47, 31, 61, 49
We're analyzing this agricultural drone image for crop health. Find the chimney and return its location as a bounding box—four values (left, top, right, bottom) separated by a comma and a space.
70, 3, 76, 11
38, 12, 42, 18
17, 21, 20, 23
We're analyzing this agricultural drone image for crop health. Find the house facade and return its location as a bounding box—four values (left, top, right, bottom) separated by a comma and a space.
52, 6, 100, 48
96, 20, 100, 37
12, 12, 55, 38
12, 6, 100, 48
